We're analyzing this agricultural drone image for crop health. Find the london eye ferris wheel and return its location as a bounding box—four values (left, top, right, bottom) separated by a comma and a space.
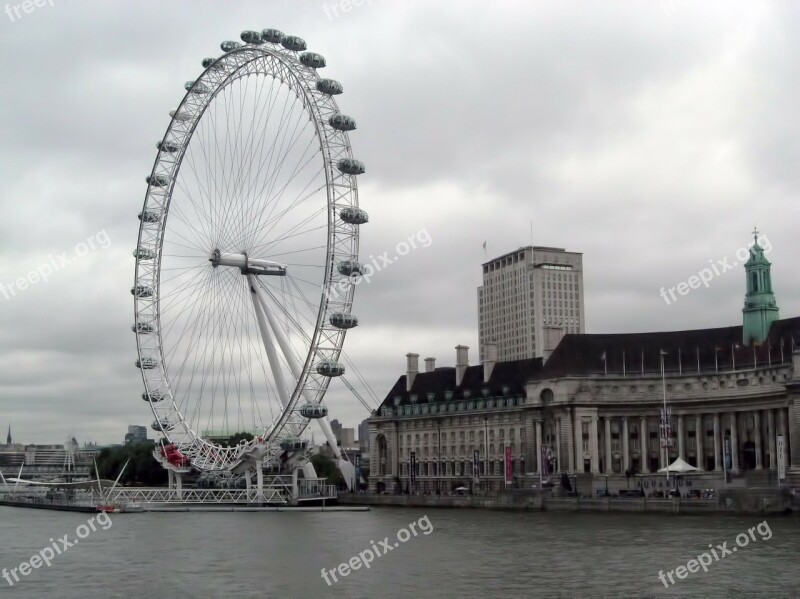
131, 28, 367, 476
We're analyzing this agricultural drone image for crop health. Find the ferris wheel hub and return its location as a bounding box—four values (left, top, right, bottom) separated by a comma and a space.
209, 250, 287, 276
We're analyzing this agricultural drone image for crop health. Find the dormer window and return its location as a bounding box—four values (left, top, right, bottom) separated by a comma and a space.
393, 395, 401, 406
410, 394, 418, 404
444, 390, 453, 401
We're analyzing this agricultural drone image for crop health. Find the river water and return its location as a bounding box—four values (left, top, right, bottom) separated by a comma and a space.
0, 506, 798, 597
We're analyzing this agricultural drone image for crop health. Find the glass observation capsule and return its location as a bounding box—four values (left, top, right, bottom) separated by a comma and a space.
337, 158, 365, 175
131, 285, 153, 298
316, 79, 343, 95
339, 206, 368, 225
131, 321, 155, 334
300, 403, 328, 419
152, 419, 174, 432
169, 110, 192, 122
157, 140, 181, 153
142, 391, 168, 403
315, 360, 345, 377
220, 40, 241, 52
280, 437, 307, 452
337, 260, 363, 277
185, 81, 210, 94
240, 30, 263, 44
133, 247, 155, 260
329, 313, 358, 329
281, 35, 307, 51
138, 210, 161, 223
261, 28, 284, 43
329, 114, 356, 131
136, 357, 159, 370
146, 174, 170, 187
300, 52, 326, 69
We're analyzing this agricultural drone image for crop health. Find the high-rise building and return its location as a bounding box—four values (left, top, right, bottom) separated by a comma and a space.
478, 245, 584, 362
358, 419, 370, 453
124, 425, 148, 444
330, 419, 343, 445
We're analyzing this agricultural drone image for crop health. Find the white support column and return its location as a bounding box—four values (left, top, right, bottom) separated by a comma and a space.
555, 418, 562, 473
256, 463, 264, 501
696, 414, 704, 470
754, 410, 763, 469
175, 471, 183, 500
535, 420, 542, 472
574, 412, 583, 473
590, 414, 600, 474
604, 417, 612, 474
622, 417, 630, 473
713, 413, 721, 471
678, 414, 685, 460
640, 416, 648, 472
768, 410, 776, 469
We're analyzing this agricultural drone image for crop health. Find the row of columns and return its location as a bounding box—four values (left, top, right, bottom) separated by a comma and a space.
531, 407, 790, 475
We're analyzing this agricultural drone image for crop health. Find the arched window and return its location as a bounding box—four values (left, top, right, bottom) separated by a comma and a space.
751, 272, 758, 292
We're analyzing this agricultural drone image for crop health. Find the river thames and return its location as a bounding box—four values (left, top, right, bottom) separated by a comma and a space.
0, 506, 798, 597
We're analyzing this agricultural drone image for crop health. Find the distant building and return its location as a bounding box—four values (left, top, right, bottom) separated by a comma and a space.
340, 428, 356, 449
478, 245, 585, 362
124, 425, 148, 444
330, 419, 343, 445
358, 419, 370, 454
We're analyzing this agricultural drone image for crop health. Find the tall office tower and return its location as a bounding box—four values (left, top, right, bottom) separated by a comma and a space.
478, 246, 585, 362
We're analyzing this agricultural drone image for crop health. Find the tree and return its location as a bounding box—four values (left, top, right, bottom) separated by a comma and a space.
218, 431, 255, 448
310, 453, 344, 487
96, 441, 167, 486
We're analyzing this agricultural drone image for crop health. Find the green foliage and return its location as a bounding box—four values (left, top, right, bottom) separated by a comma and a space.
96, 441, 168, 486
310, 453, 344, 486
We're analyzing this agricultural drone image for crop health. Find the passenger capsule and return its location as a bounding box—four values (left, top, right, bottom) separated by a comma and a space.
300, 403, 328, 419
133, 247, 155, 260
339, 206, 369, 225
142, 391, 169, 403
316, 79, 343, 95
185, 81, 210, 94
220, 40, 241, 52
151, 419, 174, 432
337, 260, 363, 277
138, 210, 161, 224
299, 52, 326, 69
131, 321, 154, 334
169, 109, 192, 122
240, 30, 264, 44
329, 114, 356, 131
157, 140, 181, 153
136, 357, 159, 370
329, 313, 358, 329
146, 174, 170, 187
131, 285, 153, 298
337, 158, 365, 176
261, 28, 284, 44
280, 437, 307, 452
315, 360, 345, 377
281, 35, 307, 51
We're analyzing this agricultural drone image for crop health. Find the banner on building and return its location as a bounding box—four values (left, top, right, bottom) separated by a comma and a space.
505, 446, 512, 486
410, 451, 416, 484
777, 435, 786, 481
354, 454, 362, 484
473, 449, 480, 485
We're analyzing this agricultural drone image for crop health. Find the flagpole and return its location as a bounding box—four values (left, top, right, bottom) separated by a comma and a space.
622, 351, 626, 377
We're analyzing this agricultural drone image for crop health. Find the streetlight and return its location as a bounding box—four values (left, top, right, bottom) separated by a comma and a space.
660, 350, 670, 487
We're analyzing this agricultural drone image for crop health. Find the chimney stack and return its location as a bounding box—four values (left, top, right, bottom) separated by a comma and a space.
406, 353, 419, 392
455, 345, 469, 386
483, 342, 497, 383
424, 357, 436, 373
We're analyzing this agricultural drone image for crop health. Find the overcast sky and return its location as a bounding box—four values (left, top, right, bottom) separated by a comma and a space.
1, 0, 799, 445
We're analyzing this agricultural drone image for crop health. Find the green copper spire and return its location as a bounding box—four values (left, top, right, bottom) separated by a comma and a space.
742, 227, 779, 345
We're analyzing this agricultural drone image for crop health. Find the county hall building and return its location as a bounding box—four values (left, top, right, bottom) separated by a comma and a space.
368, 234, 799, 494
